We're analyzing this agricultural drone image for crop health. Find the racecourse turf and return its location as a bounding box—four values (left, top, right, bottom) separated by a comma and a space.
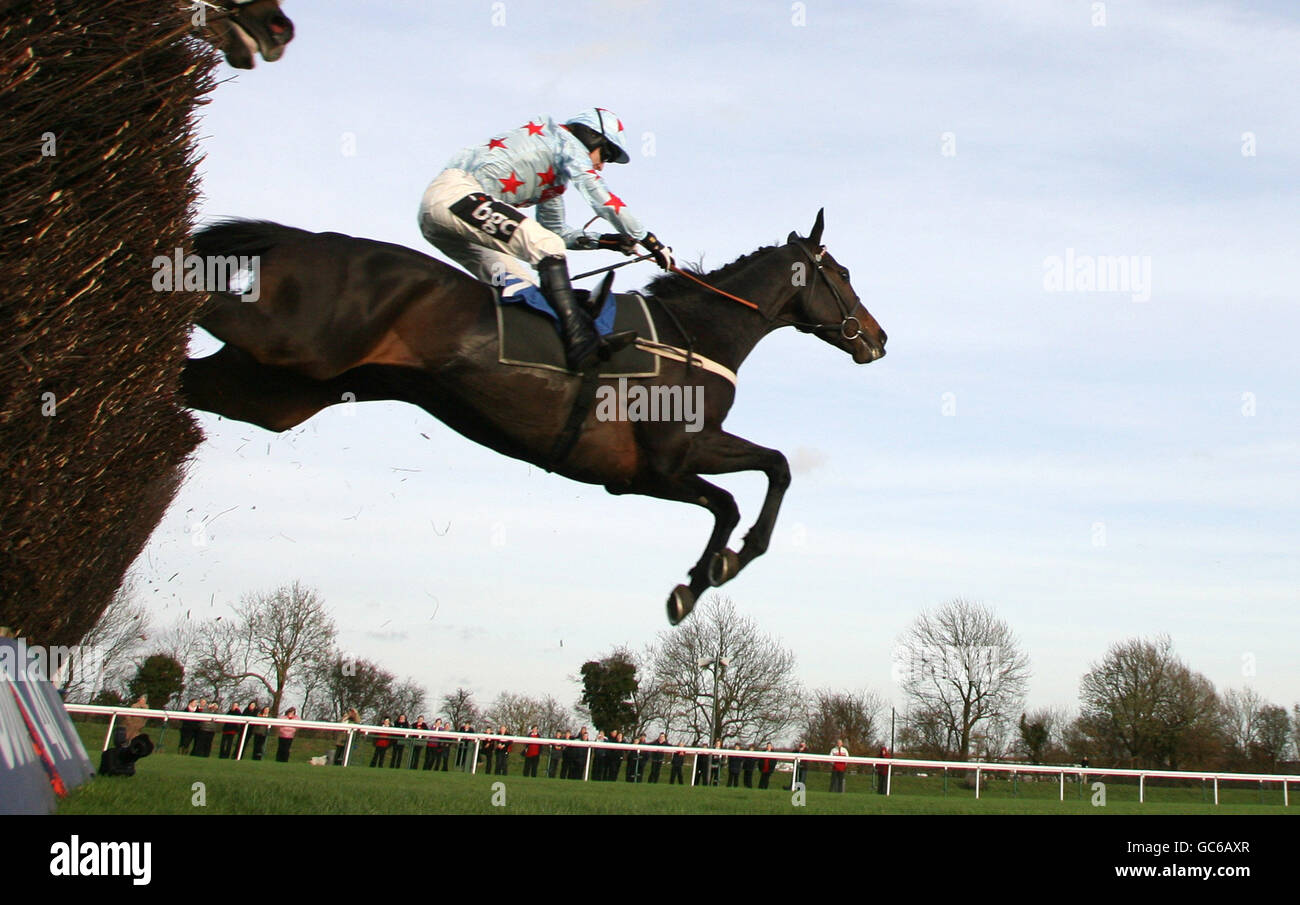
59, 718, 1294, 815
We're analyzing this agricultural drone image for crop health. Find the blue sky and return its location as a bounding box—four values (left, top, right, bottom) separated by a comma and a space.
133, 0, 1299, 726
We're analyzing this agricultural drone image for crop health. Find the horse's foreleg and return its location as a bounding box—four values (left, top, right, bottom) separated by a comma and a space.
610, 473, 739, 623
684, 431, 791, 582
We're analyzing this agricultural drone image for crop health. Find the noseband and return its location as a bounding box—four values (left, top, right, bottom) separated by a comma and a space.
779, 242, 862, 341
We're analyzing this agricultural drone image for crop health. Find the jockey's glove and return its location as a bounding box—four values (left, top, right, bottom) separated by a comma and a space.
641, 232, 675, 271
598, 233, 638, 255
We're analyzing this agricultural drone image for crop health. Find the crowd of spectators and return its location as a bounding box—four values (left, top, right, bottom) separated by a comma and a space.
152, 699, 893, 791
173, 697, 295, 761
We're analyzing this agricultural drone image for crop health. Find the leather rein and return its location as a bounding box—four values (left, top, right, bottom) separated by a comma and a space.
668, 241, 864, 342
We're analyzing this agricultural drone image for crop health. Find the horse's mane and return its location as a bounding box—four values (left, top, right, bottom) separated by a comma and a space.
644, 242, 783, 298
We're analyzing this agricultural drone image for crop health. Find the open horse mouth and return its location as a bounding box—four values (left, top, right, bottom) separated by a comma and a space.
215, 2, 294, 69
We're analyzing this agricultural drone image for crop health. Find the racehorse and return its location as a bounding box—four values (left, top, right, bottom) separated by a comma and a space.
181, 210, 886, 623
194, 0, 294, 69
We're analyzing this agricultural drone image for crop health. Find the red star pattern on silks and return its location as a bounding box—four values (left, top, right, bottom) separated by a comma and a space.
498, 171, 525, 194
536, 166, 556, 186
487, 137, 507, 150
524, 121, 545, 136
585, 169, 602, 179
539, 185, 566, 203
604, 192, 627, 214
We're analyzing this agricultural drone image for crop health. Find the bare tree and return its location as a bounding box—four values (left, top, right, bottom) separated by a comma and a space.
483, 692, 576, 737
646, 596, 801, 746
440, 688, 480, 727
1078, 635, 1225, 770
801, 688, 884, 755
312, 652, 399, 722
380, 678, 426, 722
1254, 704, 1290, 771
1222, 687, 1266, 764
192, 618, 256, 702
895, 599, 1030, 761
59, 580, 150, 702
192, 582, 336, 713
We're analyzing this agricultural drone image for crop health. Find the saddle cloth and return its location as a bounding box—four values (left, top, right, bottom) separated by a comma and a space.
497, 288, 660, 377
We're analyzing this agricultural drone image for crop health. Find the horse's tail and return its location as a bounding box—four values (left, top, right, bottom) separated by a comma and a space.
192, 218, 313, 259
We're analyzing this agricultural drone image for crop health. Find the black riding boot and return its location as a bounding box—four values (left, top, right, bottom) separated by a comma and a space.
537, 256, 635, 371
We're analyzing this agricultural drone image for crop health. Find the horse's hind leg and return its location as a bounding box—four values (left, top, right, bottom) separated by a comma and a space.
182, 345, 338, 433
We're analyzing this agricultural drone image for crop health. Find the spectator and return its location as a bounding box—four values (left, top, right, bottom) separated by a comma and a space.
792, 740, 809, 789
239, 700, 259, 759
275, 707, 298, 763
426, 717, 447, 764
829, 738, 849, 793
412, 716, 430, 770
335, 707, 360, 765
370, 718, 393, 767
566, 727, 589, 780
192, 702, 219, 758
726, 742, 742, 787
478, 726, 495, 774
495, 725, 512, 775
523, 726, 542, 777
758, 742, 776, 789
709, 737, 723, 786
607, 730, 625, 782
742, 744, 756, 788
431, 718, 451, 771
875, 745, 891, 794
648, 731, 668, 783
177, 699, 200, 754
250, 706, 271, 760
219, 701, 242, 758
122, 694, 149, 744
626, 733, 647, 783
549, 732, 566, 778
391, 714, 411, 769
669, 745, 686, 785
455, 722, 472, 770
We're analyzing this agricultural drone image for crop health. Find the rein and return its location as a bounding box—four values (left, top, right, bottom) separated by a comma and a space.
668, 244, 863, 341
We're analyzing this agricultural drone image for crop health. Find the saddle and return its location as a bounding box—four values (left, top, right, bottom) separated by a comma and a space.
496, 287, 660, 377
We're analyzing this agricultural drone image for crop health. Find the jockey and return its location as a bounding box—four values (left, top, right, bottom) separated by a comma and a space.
418, 108, 674, 370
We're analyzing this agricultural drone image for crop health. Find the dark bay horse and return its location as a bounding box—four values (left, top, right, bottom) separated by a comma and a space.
196, 0, 294, 69
181, 210, 886, 623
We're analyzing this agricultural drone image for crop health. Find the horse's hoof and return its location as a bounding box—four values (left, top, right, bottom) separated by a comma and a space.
708, 548, 740, 587
667, 585, 695, 625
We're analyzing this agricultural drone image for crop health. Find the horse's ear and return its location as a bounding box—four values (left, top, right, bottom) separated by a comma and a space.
787, 230, 800, 243
809, 208, 825, 246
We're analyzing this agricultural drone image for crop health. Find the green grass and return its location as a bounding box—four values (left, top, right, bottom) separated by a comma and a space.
63, 718, 1295, 815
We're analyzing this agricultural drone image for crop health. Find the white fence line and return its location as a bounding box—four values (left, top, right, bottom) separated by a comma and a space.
66, 704, 1294, 804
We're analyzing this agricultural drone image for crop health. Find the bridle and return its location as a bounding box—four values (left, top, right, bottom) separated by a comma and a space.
671, 240, 863, 342
780, 241, 864, 341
